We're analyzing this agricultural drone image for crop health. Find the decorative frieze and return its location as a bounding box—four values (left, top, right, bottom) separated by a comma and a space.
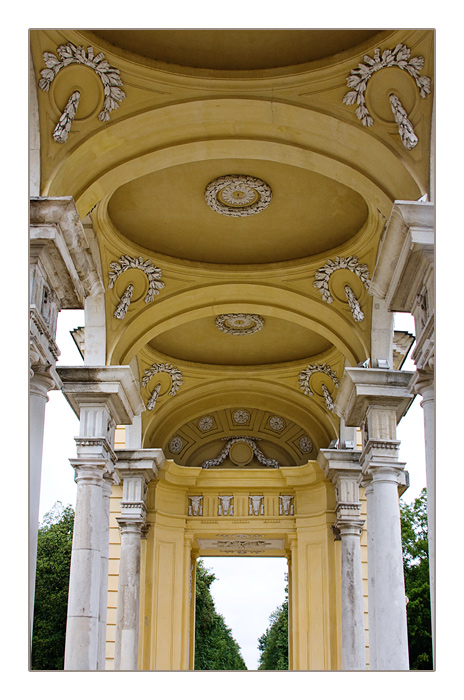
342, 44, 431, 149
215, 313, 264, 335
279, 495, 294, 516
188, 496, 203, 516
39, 43, 126, 142
205, 175, 272, 217
249, 495, 264, 516
218, 496, 234, 516
108, 255, 165, 318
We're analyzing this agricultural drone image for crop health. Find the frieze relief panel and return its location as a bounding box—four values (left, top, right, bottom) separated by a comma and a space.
186, 493, 295, 519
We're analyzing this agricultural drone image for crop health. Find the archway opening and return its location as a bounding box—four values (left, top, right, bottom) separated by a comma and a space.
195, 556, 288, 670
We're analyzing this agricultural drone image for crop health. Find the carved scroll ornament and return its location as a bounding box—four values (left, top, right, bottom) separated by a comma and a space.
298, 363, 339, 412
141, 362, 183, 410
313, 256, 370, 323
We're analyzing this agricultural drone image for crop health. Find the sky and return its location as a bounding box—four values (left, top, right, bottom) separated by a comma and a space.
36, 308, 428, 671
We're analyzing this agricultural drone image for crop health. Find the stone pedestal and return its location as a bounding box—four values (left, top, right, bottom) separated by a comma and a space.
113, 449, 164, 670
318, 449, 366, 670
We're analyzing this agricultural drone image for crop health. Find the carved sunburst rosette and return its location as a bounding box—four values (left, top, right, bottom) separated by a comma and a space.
205, 175, 272, 217
215, 313, 264, 335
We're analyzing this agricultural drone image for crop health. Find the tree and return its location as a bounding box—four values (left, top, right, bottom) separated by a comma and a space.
257, 577, 289, 670
31, 502, 74, 670
400, 487, 433, 670
194, 560, 247, 670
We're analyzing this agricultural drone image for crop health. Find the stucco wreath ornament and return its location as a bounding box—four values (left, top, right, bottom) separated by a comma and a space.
39, 43, 126, 142
343, 44, 431, 150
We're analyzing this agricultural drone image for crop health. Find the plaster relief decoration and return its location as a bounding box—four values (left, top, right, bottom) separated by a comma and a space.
249, 495, 265, 516
298, 363, 340, 412
279, 495, 294, 516
298, 435, 313, 453
38, 43, 126, 143
169, 436, 183, 454
218, 496, 234, 516
188, 496, 203, 516
342, 44, 431, 150
232, 409, 250, 424
108, 255, 165, 319
216, 314, 264, 335
269, 415, 285, 432
205, 175, 272, 217
198, 415, 214, 432
202, 437, 280, 469
141, 362, 184, 410
313, 256, 371, 322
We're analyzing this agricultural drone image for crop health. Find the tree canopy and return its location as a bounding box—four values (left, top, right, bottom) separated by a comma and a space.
257, 577, 289, 670
194, 560, 247, 670
400, 488, 433, 669
31, 502, 74, 670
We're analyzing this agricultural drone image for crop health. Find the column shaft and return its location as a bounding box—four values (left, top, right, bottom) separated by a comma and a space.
64, 464, 106, 670
419, 384, 435, 654
114, 522, 143, 670
362, 476, 377, 669
340, 526, 366, 670
29, 370, 55, 639
97, 477, 114, 669
371, 466, 409, 670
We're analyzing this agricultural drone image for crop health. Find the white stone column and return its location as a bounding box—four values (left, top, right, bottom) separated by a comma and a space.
365, 452, 409, 670
360, 472, 376, 669
58, 366, 145, 670
29, 366, 56, 636
65, 453, 114, 670
113, 449, 164, 670
97, 473, 119, 669
338, 521, 366, 670
412, 370, 435, 656
334, 367, 413, 670
318, 449, 366, 670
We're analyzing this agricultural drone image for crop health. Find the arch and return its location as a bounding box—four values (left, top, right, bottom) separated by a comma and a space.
142, 377, 337, 450
108, 282, 369, 367
43, 98, 422, 213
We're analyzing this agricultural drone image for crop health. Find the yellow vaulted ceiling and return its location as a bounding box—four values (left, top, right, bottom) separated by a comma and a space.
30, 28, 434, 464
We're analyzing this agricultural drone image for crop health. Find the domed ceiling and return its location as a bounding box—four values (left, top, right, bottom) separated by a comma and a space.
107, 160, 369, 265
92, 29, 382, 71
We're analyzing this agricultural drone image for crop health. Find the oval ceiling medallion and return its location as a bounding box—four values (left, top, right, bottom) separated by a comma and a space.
215, 313, 264, 336
205, 175, 272, 217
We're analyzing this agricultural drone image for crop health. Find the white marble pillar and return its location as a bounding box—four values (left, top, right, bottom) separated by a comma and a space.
65, 457, 112, 670
360, 473, 377, 670
97, 473, 118, 669
334, 367, 413, 670
113, 449, 163, 670
368, 459, 409, 670
318, 449, 366, 670
29, 367, 56, 638
114, 519, 145, 670
58, 366, 145, 670
414, 371, 435, 655
338, 521, 366, 670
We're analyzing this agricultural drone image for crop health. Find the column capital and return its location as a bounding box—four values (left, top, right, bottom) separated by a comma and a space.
410, 368, 434, 401
58, 365, 145, 428
318, 448, 364, 527
334, 367, 414, 428
116, 517, 146, 535
115, 449, 164, 523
